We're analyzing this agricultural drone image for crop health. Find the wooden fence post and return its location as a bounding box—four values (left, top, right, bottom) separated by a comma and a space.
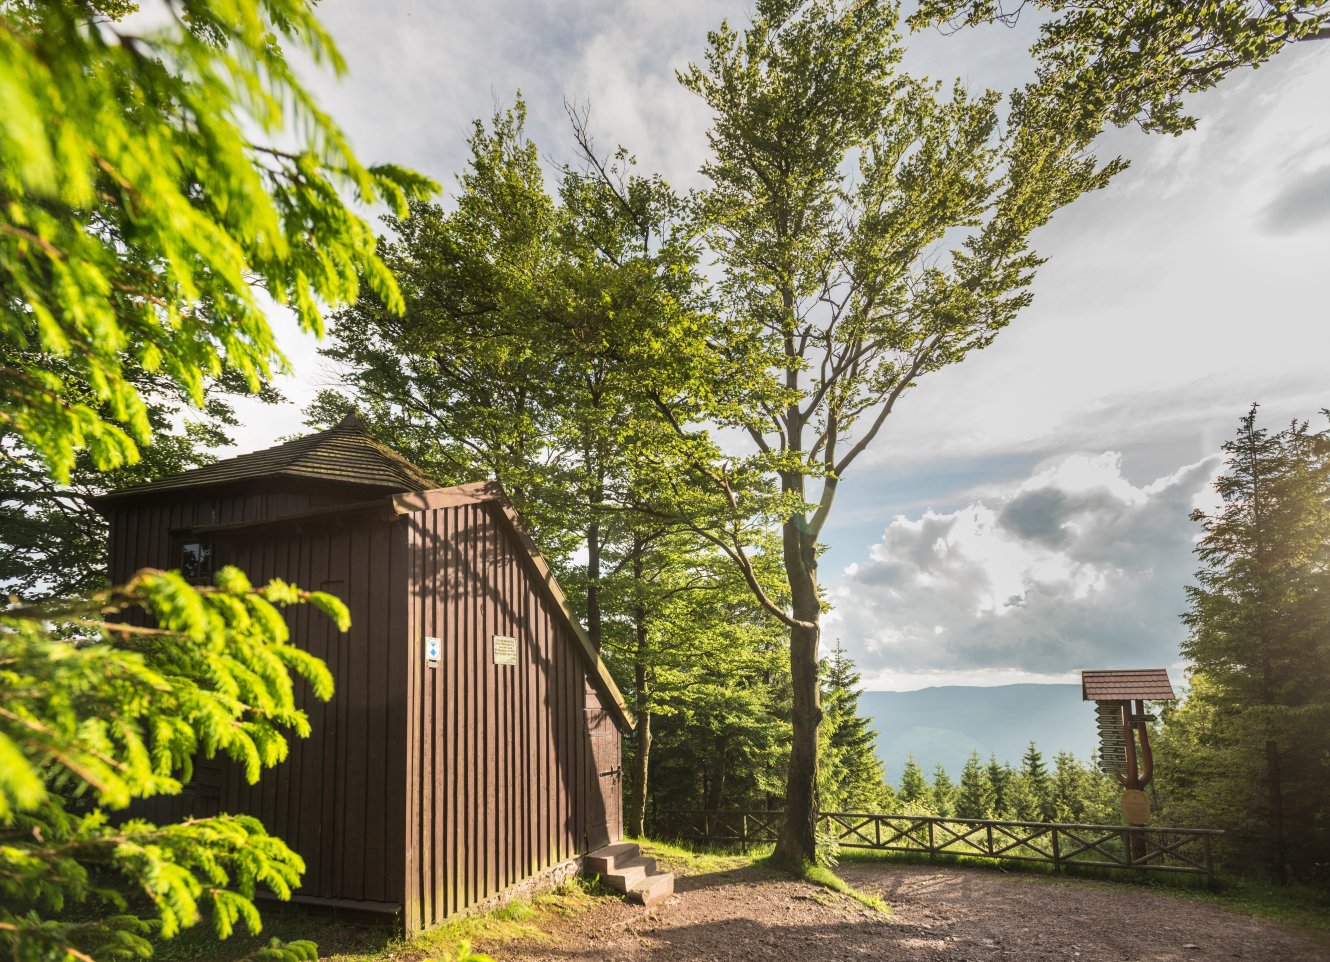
1051, 827, 1061, 874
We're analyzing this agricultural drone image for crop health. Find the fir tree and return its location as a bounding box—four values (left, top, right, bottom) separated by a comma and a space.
898, 756, 932, 813
1157, 407, 1330, 883
0, 3, 431, 958
819, 642, 891, 812
955, 751, 996, 819
1016, 742, 1057, 822
930, 764, 957, 817
987, 754, 1016, 819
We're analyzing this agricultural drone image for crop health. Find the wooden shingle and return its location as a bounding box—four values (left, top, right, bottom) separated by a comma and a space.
94, 413, 435, 500
1081, 668, 1177, 702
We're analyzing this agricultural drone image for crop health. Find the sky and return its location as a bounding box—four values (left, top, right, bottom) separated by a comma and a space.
223, 1, 1330, 692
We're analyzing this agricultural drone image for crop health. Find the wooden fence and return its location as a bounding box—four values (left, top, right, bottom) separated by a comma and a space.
653, 810, 1221, 880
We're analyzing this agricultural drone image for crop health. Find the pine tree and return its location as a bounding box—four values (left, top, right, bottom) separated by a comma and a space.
987, 754, 1016, 819
930, 764, 957, 817
1157, 407, 1330, 883
819, 642, 891, 812
955, 751, 996, 819
897, 756, 932, 813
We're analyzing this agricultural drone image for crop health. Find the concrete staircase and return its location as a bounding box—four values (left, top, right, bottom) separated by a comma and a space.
584, 842, 674, 907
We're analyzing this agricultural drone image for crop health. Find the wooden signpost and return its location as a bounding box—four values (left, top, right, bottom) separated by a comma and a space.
1081, 669, 1177, 859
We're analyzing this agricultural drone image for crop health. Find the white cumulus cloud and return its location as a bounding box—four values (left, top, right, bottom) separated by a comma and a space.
828, 452, 1220, 689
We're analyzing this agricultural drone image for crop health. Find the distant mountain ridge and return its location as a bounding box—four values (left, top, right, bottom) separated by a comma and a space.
860, 684, 1096, 780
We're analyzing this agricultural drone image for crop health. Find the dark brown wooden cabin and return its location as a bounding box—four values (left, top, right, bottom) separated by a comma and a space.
91, 415, 631, 932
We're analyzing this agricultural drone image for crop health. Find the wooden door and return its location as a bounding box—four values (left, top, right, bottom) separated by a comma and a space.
584, 688, 622, 851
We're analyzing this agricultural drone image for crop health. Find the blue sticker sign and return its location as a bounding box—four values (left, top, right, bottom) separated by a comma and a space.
425, 636, 441, 663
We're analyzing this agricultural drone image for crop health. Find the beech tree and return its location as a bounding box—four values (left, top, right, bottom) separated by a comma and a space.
673, 0, 1121, 867
911, 1, 1330, 136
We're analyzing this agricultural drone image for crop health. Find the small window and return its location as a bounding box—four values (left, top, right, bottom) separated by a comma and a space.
180, 541, 215, 584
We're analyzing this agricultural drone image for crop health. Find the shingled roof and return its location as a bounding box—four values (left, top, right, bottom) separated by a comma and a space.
94, 413, 436, 501
1081, 668, 1177, 702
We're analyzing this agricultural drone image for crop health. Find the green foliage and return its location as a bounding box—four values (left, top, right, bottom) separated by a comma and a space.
955, 752, 995, 819
1015, 741, 1056, 822
0, 3, 430, 959
671, 0, 1122, 863
893, 746, 1117, 825
1154, 407, 1330, 884
930, 764, 957, 818
896, 756, 932, 814
819, 643, 892, 813
617, 535, 793, 818
0, 568, 347, 961
910, 0, 1330, 136
0, 0, 435, 485
1, 369, 283, 600
311, 99, 708, 574
986, 754, 1017, 819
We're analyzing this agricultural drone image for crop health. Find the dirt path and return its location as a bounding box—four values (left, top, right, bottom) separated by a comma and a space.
500, 861, 1327, 962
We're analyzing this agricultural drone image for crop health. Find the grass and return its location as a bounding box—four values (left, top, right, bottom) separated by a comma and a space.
799, 862, 892, 914
631, 835, 766, 875
1153, 877, 1330, 941
149, 877, 611, 962
634, 835, 889, 916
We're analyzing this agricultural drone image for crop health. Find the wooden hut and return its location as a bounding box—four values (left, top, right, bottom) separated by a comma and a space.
91, 415, 635, 930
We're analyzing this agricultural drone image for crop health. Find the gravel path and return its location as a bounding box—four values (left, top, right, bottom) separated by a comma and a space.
500, 861, 1328, 962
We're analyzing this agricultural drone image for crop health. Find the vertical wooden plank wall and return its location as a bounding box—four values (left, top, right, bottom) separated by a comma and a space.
220, 518, 405, 909
104, 494, 407, 912
405, 501, 614, 931
104, 485, 623, 931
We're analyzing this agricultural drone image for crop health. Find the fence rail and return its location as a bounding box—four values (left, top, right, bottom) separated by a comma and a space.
653, 810, 1221, 880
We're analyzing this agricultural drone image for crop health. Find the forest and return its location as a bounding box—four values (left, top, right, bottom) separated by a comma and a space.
2, 1, 1328, 960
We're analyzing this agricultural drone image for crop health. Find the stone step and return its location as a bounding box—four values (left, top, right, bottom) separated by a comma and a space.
601, 855, 659, 891
627, 870, 674, 907
585, 842, 640, 877
584, 843, 674, 908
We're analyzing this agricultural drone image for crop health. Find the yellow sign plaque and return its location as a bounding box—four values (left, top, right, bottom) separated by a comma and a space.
492, 634, 518, 666
1121, 789, 1151, 826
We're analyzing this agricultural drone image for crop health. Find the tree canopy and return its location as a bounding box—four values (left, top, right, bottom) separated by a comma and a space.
910, 0, 1330, 136
671, 0, 1121, 866
0, 2, 433, 958
1155, 407, 1330, 883
0, 0, 432, 483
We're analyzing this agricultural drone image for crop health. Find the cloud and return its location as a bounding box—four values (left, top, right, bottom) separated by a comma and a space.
827, 452, 1220, 689
1259, 164, 1330, 234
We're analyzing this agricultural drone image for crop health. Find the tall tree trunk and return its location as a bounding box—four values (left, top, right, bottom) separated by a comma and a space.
773, 521, 822, 868
585, 462, 605, 649
706, 732, 730, 811
627, 543, 651, 837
